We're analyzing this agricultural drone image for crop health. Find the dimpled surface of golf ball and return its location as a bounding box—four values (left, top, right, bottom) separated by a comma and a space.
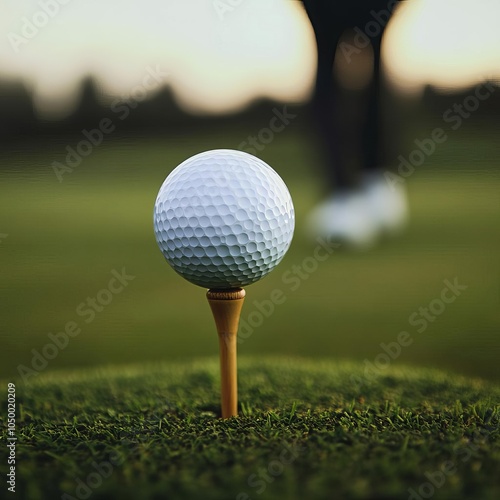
154, 149, 294, 289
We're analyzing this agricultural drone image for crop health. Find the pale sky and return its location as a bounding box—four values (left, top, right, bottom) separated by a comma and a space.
383, 0, 500, 92
0, 0, 499, 119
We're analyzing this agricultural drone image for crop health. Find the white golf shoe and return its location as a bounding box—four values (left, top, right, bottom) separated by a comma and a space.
307, 172, 409, 248
307, 190, 379, 249
362, 171, 409, 235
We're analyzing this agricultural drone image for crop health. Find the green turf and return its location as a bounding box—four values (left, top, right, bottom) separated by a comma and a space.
2, 358, 499, 499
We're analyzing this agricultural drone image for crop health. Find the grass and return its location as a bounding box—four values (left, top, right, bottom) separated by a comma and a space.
2, 357, 500, 499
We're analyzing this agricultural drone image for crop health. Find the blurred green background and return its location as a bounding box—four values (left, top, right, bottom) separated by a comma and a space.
1, 118, 499, 381
1, 0, 499, 385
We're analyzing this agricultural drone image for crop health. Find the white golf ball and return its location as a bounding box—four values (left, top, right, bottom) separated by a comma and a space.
153, 149, 294, 289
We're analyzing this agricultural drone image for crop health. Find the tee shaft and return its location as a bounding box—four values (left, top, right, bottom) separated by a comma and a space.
206, 288, 246, 418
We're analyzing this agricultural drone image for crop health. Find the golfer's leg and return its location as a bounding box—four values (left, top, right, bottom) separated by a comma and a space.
362, 31, 384, 173
303, 1, 350, 189
361, 27, 409, 233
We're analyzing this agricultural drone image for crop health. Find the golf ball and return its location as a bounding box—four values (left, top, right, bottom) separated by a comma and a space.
153, 149, 294, 289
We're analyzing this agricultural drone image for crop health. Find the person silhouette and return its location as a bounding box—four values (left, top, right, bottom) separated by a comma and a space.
303, 0, 408, 248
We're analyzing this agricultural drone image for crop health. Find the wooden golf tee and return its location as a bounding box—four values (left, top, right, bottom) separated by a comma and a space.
206, 288, 246, 418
